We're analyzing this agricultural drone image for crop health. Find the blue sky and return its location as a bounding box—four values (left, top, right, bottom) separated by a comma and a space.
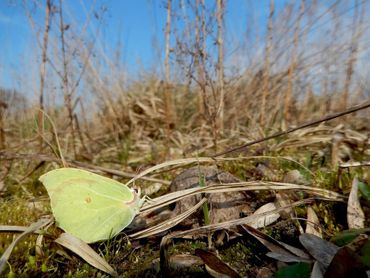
0, 0, 291, 91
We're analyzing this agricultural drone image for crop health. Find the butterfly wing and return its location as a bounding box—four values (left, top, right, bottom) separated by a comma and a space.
40, 168, 141, 243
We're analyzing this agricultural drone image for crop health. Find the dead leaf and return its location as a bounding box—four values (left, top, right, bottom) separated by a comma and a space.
311, 261, 324, 278
275, 192, 293, 219
299, 233, 339, 271
324, 246, 367, 278
142, 182, 162, 196
55, 233, 117, 276
256, 162, 278, 180
306, 207, 322, 238
347, 177, 365, 229
283, 169, 308, 185
0, 181, 5, 192
169, 254, 203, 269
242, 225, 310, 259
266, 252, 312, 263
35, 234, 44, 256
195, 249, 241, 278
249, 202, 280, 228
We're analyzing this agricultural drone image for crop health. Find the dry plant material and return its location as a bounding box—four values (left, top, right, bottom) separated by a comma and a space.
168, 254, 204, 270
213, 100, 370, 157
299, 233, 339, 272
141, 182, 344, 216
306, 206, 322, 238
37, 0, 51, 144
311, 261, 324, 278
55, 233, 117, 276
169, 166, 255, 227
195, 248, 241, 278
248, 202, 280, 229
255, 162, 279, 181
275, 192, 294, 219
0, 151, 169, 184
325, 246, 367, 278
340, 161, 370, 168
283, 169, 308, 185
163, 0, 175, 134
0, 217, 52, 274
130, 198, 207, 239
242, 225, 310, 261
347, 177, 365, 229
266, 252, 312, 264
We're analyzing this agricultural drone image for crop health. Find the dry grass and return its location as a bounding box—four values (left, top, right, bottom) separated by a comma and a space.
0, 0, 370, 276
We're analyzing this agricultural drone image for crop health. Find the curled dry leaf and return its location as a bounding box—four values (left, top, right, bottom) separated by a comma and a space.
306, 207, 322, 238
249, 202, 280, 229
347, 177, 365, 229
169, 254, 204, 269
35, 234, 44, 257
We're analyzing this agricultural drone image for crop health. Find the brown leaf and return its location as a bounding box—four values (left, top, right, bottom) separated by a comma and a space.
169, 254, 204, 269
195, 249, 241, 278
324, 246, 367, 278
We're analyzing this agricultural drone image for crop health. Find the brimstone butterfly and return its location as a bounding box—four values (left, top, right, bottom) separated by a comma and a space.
39, 168, 144, 243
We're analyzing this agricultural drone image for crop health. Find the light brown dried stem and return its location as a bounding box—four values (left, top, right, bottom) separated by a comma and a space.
38, 0, 52, 148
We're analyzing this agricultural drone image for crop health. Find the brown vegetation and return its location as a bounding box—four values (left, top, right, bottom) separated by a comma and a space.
0, 0, 369, 276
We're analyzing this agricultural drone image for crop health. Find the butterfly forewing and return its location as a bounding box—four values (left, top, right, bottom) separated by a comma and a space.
39, 168, 142, 243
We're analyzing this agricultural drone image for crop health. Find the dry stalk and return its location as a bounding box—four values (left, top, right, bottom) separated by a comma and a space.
260, 0, 274, 127
38, 0, 52, 148
0, 101, 7, 149
58, 0, 77, 157
216, 0, 225, 133
164, 0, 175, 136
284, 0, 304, 129
341, 0, 365, 110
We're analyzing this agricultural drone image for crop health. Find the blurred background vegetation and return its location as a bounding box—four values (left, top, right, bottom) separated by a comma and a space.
0, 0, 369, 161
